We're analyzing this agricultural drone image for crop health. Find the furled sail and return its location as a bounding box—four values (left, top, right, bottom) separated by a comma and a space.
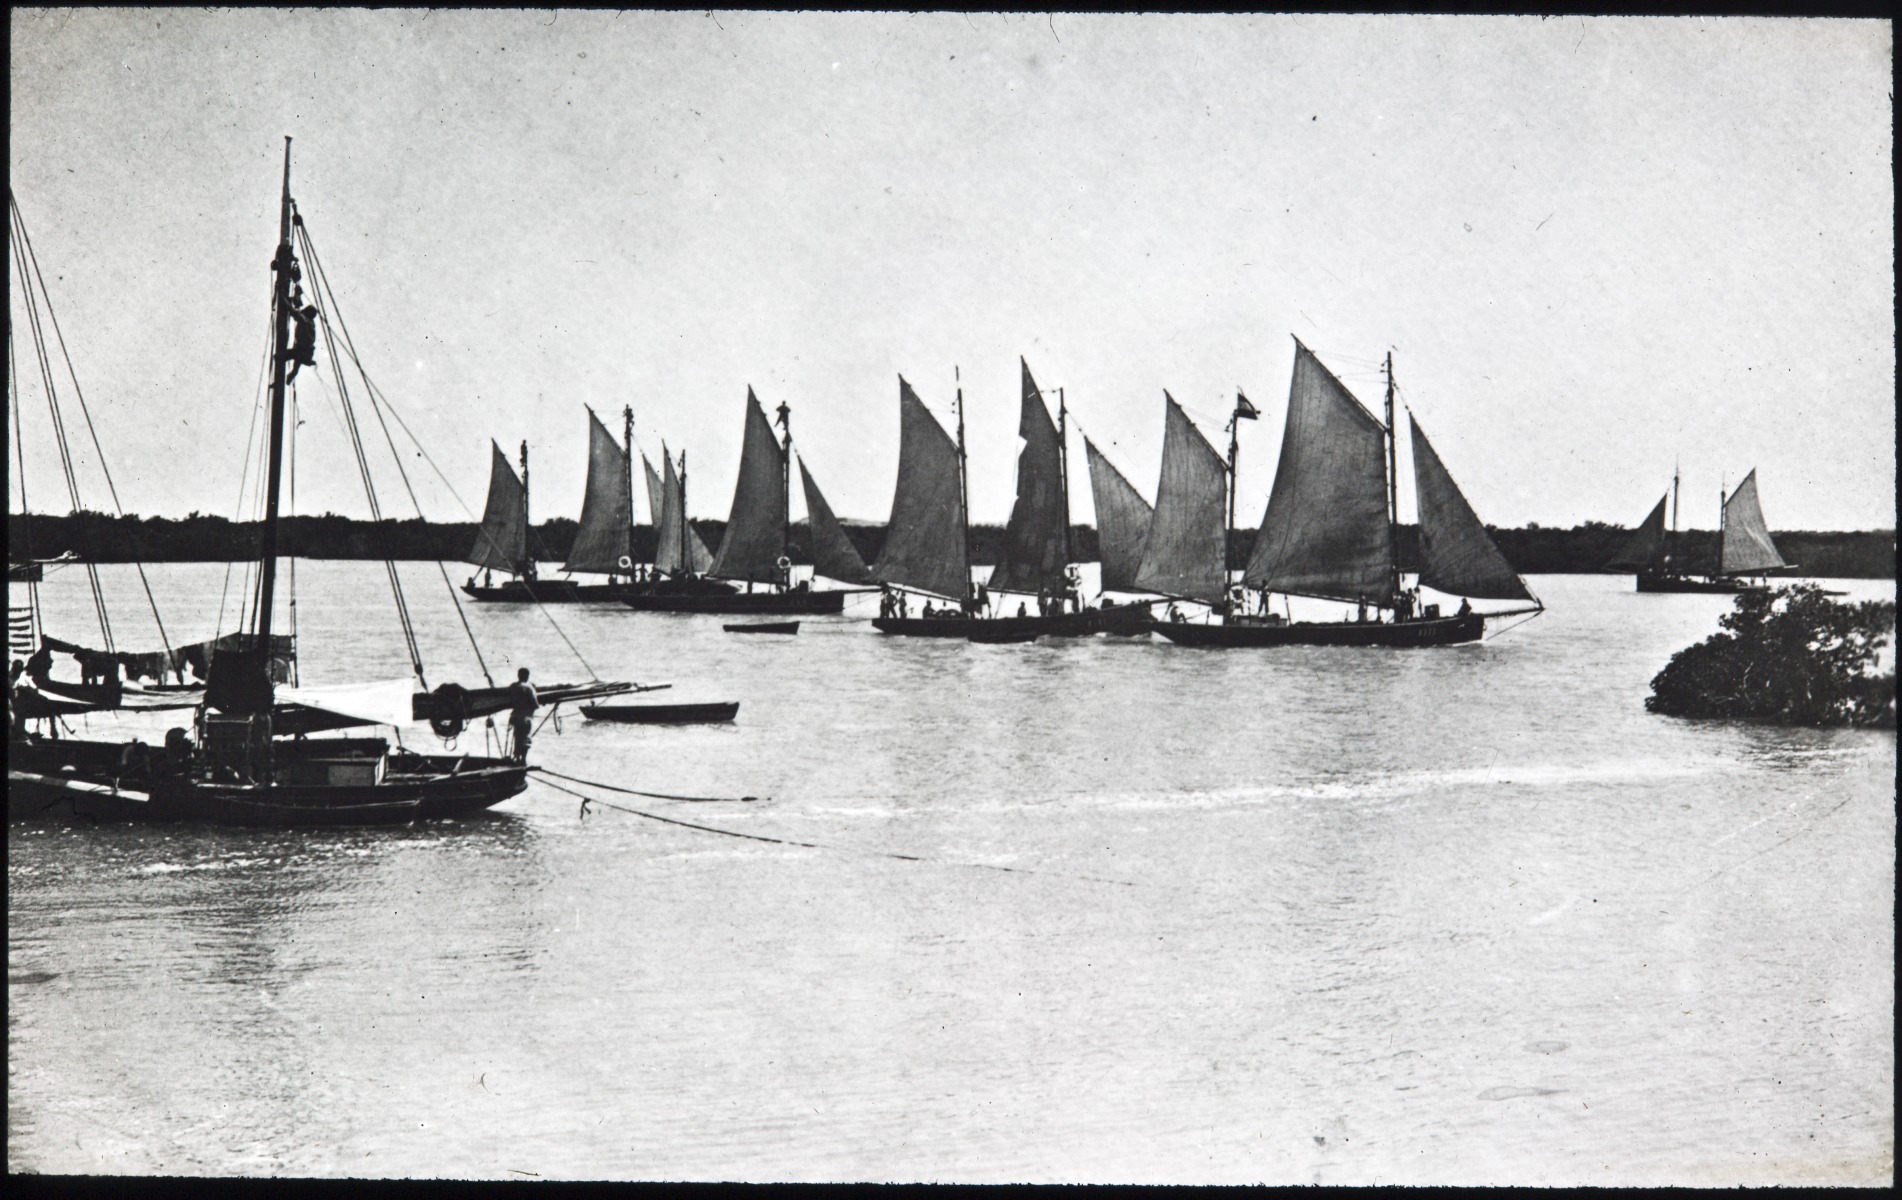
798, 457, 874, 585
872, 376, 968, 600
1133, 393, 1227, 604
1244, 340, 1393, 605
466, 441, 526, 571
1607, 494, 1668, 571
989, 359, 1070, 594
653, 445, 715, 575
1409, 416, 1534, 602
1720, 470, 1789, 575
1084, 436, 1154, 593
710, 388, 790, 583
563, 409, 634, 575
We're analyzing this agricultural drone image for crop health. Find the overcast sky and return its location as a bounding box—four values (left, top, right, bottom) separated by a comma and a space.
9, 10, 1893, 534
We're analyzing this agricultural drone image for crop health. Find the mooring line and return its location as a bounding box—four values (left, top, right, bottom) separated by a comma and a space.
536, 767, 762, 804
528, 775, 1137, 889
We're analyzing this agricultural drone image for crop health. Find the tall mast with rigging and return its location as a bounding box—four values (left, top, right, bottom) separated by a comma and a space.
777, 399, 793, 585
1225, 399, 1241, 608
1667, 460, 1680, 572
1058, 386, 1073, 571
254, 137, 296, 651
519, 439, 532, 579
623, 405, 635, 578
955, 366, 971, 605
679, 448, 691, 576
1384, 351, 1401, 607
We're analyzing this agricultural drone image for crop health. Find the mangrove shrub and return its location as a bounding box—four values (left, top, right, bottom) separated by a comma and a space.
1647, 584, 1897, 727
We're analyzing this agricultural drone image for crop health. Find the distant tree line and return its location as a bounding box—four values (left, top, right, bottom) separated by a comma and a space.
8, 511, 1897, 578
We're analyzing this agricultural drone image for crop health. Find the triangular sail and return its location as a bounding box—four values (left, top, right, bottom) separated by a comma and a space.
1607, 494, 1668, 571
1133, 393, 1227, 604
653, 446, 716, 575
989, 359, 1069, 593
872, 376, 968, 600
1084, 436, 1154, 593
564, 409, 634, 575
710, 388, 790, 583
1409, 416, 1534, 602
1244, 340, 1393, 605
466, 441, 526, 571
1720, 470, 1789, 575
641, 455, 665, 533
798, 457, 875, 585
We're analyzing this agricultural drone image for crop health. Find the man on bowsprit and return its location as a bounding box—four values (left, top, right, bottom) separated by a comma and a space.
285, 302, 318, 382
507, 667, 539, 765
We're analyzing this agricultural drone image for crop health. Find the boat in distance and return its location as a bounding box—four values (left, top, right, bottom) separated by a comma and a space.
1612, 466, 1794, 593
724, 621, 800, 634
581, 701, 740, 725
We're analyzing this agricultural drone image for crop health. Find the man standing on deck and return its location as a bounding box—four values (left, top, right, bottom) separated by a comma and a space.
507, 667, 539, 764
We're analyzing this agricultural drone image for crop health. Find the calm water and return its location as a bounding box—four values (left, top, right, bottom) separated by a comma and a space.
8, 563, 1895, 1183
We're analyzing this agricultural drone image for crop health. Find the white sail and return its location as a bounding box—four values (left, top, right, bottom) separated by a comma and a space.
1720, 470, 1790, 575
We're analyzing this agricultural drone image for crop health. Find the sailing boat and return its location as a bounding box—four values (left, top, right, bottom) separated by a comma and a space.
463, 407, 646, 602
1154, 337, 1542, 648
620, 389, 858, 614
1613, 467, 1792, 593
11, 139, 626, 824
870, 364, 1147, 639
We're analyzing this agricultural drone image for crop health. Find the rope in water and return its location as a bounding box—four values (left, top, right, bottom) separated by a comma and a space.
528, 774, 1137, 889
535, 766, 761, 804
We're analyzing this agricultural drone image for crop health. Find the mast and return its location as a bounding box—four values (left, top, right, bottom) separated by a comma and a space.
955, 366, 971, 603
1058, 386, 1073, 569
519, 439, 531, 577
623, 405, 634, 577
254, 136, 295, 650
1668, 460, 1680, 571
679, 448, 691, 575
1225, 398, 1240, 603
1384, 351, 1401, 606
777, 399, 792, 582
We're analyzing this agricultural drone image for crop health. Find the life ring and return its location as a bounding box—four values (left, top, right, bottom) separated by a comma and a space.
618, 555, 633, 571
429, 681, 469, 739
776, 556, 792, 571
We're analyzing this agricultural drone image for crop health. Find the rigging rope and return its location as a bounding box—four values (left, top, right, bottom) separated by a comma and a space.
9, 195, 112, 652
292, 209, 601, 685
529, 773, 1139, 888
11, 195, 178, 670
294, 216, 428, 689
8, 321, 45, 652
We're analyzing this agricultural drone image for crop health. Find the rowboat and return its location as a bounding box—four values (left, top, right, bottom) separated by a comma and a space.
580, 701, 740, 724
724, 622, 799, 635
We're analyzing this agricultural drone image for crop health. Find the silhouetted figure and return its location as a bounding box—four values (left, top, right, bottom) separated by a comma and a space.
508, 668, 538, 764
286, 304, 318, 382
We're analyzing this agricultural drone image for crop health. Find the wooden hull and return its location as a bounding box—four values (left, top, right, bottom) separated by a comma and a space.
461, 579, 630, 603
581, 701, 739, 724
1151, 612, 1487, 648
621, 590, 845, 614
875, 604, 1152, 640
724, 622, 799, 634
1634, 573, 1763, 594
9, 746, 526, 826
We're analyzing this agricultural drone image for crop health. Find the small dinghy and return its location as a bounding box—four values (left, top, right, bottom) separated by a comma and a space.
724, 621, 799, 635
581, 701, 740, 725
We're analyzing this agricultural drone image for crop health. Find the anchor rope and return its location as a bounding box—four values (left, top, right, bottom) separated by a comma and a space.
535, 766, 760, 804
529, 774, 1139, 888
